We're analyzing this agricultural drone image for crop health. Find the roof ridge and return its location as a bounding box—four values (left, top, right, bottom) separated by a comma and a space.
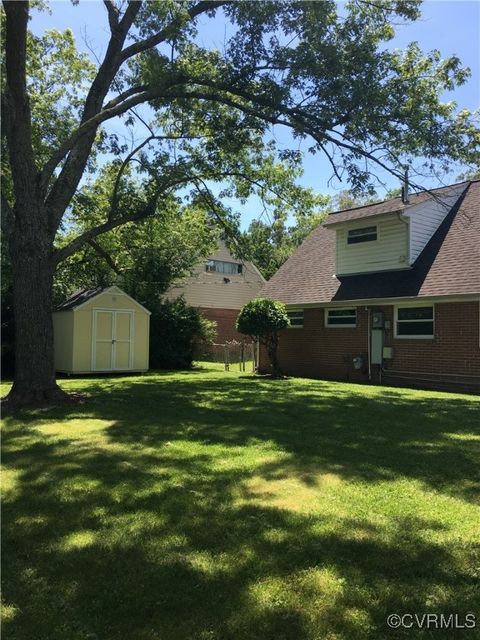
326, 179, 470, 218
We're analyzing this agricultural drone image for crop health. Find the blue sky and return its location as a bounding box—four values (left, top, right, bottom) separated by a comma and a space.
31, 1, 479, 226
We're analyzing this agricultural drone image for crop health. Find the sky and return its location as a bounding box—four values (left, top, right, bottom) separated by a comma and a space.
30, 1, 480, 228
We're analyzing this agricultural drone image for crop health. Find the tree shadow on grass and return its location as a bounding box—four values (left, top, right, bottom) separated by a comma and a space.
2, 373, 479, 639
14, 374, 477, 503
2, 420, 479, 640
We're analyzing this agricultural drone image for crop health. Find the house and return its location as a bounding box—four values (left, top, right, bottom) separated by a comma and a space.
53, 286, 150, 374
259, 180, 480, 393
165, 240, 265, 342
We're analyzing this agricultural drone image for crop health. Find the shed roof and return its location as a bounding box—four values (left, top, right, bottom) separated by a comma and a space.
54, 286, 151, 314
55, 287, 105, 311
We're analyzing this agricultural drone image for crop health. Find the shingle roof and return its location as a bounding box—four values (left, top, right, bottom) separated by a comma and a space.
260, 180, 480, 305
323, 182, 469, 225
55, 287, 105, 311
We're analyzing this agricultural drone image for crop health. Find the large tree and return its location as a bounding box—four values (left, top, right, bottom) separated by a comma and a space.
2, 0, 479, 405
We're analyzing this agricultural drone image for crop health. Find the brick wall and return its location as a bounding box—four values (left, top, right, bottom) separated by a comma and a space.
259, 301, 480, 391
384, 301, 480, 377
260, 306, 370, 382
198, 307, 244, 343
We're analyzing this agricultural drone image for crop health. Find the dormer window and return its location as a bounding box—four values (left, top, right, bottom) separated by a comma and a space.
347, 226, 377, 244
206, 260, 242, 275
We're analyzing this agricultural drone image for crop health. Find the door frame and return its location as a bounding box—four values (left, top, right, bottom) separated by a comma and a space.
91, 308, 135, 372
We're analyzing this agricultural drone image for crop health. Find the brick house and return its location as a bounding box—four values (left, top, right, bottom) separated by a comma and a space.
259, 180, 480, 393
165, 240, 265, 342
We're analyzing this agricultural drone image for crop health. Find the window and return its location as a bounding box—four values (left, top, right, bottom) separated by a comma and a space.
325, 308, 357, 327
287, 310, 304, 328
206, 260, 243, 275
347, 226, 377, 244
395, 305, 434, 338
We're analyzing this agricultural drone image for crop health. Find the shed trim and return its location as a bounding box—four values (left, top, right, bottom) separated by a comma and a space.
72, 286, 152, 315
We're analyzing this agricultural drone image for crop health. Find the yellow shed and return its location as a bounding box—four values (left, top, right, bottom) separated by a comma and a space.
53, 286, 151, 374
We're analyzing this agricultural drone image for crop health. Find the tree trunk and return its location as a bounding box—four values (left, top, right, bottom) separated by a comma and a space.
4, 217, 67, 407
266, 333, 283, 378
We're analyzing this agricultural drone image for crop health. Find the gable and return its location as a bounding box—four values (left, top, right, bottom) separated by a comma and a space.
164, 240, 265, 310
403, 183, 468, 263
259, 181, 480, 305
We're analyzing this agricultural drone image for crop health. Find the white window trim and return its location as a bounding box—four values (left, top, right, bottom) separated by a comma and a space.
286, 310, 304, 329
394, 303, 435, 340
346, 225, 379, 246
206, 259, 243, 275
325, 307, 357, 328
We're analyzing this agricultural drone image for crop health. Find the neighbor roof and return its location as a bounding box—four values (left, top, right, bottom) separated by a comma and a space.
55, 287, 105, 311
259, 180, 480, 305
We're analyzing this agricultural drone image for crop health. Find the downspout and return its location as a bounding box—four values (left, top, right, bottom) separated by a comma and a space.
397, 211, 410, 265
366, 306, 371, 381
399, 166, 411, 265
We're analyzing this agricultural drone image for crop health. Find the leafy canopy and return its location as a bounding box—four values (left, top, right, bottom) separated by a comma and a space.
236, 298, 290, 339
4, 0, 480, 265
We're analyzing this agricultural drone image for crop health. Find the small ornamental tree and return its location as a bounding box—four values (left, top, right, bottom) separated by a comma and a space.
236, 298, 289, 377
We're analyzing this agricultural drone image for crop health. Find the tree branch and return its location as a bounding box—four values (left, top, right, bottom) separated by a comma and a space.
118, 1, 229, 63
53, 206, 156, 266
87, 238, 123, 274
43, 0, 143, 227
103, 0, 119, 32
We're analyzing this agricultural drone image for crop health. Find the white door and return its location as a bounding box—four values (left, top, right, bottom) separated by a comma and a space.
113, 311, 133, 370
93, 310, 133, 371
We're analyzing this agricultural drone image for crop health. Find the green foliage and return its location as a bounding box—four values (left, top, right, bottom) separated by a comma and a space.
237, 299, 288, 376
26, 27, 97, 169
242, 203, 329, 280
53, 164, 219, 305
237, 298, 290, 339
149, 297, 215, 369
456, 168, 480, 181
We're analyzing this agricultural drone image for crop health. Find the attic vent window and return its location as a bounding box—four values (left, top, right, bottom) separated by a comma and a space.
206, 260, 242, 275
347, 226, 377, 244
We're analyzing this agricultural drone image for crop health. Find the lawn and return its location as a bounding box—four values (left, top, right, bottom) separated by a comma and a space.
2, 364, 479, 640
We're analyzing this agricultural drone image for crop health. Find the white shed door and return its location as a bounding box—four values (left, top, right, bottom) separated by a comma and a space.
93, 310, 133, 371
113, 311, 133, 370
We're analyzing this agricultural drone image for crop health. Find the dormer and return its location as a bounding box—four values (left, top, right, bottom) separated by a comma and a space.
324, 183, 468, 276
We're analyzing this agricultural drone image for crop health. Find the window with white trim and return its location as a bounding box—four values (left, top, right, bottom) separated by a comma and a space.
347, 226, 377, 244
287, 310, 304, 328
395, 305, 434, 338
206, 260, 242, 275
325, 308, 357, 327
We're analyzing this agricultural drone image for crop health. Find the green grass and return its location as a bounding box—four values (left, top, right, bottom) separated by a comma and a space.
2, 364, 479, 640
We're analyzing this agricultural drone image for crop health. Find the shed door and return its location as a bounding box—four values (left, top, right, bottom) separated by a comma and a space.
113, 311, 133, 370
93, 310, 133, 371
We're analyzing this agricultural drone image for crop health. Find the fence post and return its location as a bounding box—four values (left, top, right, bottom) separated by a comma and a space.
224, 344, 229, 371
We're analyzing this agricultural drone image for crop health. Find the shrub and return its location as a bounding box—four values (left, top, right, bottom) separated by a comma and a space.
236, 298, 289, 376
149, 297, 215, 369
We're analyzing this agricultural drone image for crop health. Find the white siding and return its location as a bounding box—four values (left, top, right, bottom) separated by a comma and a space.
336, 216, 409, 275
404, 184, 467, 263
164, 240, 265, 310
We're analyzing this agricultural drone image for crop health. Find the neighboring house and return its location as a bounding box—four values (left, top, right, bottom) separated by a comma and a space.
259, 180, 480, 393
165, 240, 266, 342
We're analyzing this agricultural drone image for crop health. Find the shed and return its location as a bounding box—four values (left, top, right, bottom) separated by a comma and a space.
53, 286, 151, 374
